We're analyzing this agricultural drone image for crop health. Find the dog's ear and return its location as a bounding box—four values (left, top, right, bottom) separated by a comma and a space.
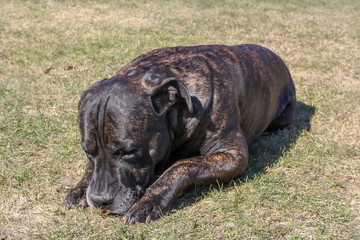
142, 72, 193, 116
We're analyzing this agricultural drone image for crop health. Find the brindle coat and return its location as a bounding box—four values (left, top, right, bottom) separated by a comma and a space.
64, 44, 296, 224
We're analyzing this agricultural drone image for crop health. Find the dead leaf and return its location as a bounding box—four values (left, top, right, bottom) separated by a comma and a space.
44, 67, 54, 74
64, 65, 74, 70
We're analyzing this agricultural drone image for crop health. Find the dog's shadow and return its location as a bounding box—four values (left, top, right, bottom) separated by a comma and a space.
171, 101, 315, 211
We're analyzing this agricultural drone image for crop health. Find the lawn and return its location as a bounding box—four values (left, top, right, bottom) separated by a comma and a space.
0, 0, 359, 239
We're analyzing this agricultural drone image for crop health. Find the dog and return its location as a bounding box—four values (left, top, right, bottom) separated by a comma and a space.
64, 44, 296, 224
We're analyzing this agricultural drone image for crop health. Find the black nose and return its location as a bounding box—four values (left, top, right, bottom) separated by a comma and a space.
90, 195, 114, 207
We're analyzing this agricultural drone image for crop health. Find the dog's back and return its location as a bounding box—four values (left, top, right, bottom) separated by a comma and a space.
118, 44, 295, 144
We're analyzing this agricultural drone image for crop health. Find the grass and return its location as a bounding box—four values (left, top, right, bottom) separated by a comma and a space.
0, 0, 359, 239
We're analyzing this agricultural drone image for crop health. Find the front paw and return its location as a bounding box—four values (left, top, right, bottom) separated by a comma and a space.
64, 187, 87, 209
123, 198, 165, 224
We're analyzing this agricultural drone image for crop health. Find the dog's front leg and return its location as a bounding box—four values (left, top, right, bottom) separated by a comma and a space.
123, 131, 248, 224
64, 160, 94, 209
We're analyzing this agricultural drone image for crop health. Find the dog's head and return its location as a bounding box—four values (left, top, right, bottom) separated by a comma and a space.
78, 72, 193, 214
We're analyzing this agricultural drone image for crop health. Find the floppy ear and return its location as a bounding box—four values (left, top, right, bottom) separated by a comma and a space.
142, 72, 193, 116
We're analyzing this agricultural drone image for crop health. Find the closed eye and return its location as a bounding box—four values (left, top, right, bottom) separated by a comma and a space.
85, 149, 97, 159
123, 149, 135, 155
112, 149, 136, 158
81, 141, 97, 158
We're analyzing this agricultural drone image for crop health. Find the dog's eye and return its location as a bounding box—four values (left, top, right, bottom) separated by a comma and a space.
123, 149, 135, 156
85, 149, 97, 159
112, 149, 135, 158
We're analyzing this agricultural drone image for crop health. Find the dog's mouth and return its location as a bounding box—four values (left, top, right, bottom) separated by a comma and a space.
85, 197, 135, 216
85, 184, 146, 216
96, 202, 133, 215
95, 195, 143, 216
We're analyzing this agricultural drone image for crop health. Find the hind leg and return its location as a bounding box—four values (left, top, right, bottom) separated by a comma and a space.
266, 101, 296, 131
266, 84, 296, 132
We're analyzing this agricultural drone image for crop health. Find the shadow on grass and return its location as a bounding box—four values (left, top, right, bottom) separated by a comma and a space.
171, 101, 315, 211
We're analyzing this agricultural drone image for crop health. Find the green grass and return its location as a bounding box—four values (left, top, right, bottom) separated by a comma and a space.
1, 0, 359, 239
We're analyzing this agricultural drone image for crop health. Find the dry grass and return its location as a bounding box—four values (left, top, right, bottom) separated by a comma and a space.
0, 0, 359, 239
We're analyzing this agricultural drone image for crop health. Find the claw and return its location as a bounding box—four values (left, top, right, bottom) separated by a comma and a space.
123, 216, 129, 224
145, 215, 151, 224
130, 218, 136, 225
80, 198, 87, 207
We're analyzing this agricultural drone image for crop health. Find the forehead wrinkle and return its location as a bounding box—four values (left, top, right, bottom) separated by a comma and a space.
98, 95, 111, 147
81, 93, 113, 148
107, 93, 154, 141
80, 98, 99, 151
102, 95, 135, 145
103, 108, 120, 145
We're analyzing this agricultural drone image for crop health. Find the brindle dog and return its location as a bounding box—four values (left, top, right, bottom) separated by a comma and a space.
64, 44, 296, 224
